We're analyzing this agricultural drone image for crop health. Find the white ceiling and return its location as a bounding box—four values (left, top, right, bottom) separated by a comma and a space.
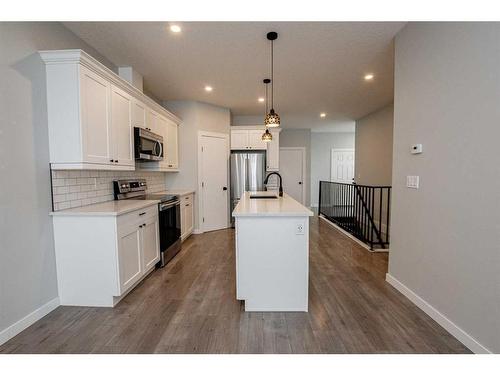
63, 22, 405, 130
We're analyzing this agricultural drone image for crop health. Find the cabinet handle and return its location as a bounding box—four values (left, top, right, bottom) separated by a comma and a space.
185, 204, 190, 207
115, 160, 118, 163
139, 225, 143, 228
139, 212, 146, 216
168, 164, 173, 167
110, 159, 114, 162
143, 223, 146, 226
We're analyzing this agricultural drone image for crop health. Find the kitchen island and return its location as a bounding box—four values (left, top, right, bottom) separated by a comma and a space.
232, 191, 313, 311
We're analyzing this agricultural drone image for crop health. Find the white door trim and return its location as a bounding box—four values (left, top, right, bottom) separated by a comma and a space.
197, 131, 230, 233
330, 148, 355, 183
279, 147, 306, 205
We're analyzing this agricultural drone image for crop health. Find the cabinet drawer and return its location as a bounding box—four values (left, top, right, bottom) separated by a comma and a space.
117, 205, 158, 234
182, 194, 193, 205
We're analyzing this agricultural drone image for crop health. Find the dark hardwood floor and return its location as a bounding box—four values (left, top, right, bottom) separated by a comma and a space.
0, 216, 470, 354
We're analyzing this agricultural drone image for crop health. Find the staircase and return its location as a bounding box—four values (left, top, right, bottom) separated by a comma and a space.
318, 181, 391, 250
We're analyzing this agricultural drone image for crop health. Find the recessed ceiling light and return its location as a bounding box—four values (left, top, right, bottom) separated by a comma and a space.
364, 73, 374, 81
204, 86, 213, 92
170, 25, 181, 33
320, 113, 326, 118
258, 97, 265, 103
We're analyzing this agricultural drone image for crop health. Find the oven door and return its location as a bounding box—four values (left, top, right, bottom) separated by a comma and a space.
158, 200, 181, 266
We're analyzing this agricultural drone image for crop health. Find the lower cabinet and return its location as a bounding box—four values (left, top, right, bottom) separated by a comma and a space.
52, 204, 159, 307
180, 193, 194, 241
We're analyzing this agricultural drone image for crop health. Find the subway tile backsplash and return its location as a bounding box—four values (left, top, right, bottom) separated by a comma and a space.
50, 170, 167, 211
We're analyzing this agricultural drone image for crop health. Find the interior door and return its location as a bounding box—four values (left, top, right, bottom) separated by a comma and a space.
201, 134, 229, 232
110, 85, 133, 166
331, 149, 355, 183
279, 148, 305, 204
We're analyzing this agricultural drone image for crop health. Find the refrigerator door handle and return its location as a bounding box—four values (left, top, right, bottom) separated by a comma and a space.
245, 156, 249, 191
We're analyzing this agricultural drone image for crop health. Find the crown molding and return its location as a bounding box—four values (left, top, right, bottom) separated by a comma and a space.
39, 49, 181, 125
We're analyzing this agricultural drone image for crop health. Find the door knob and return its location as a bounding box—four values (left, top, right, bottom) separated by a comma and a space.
298, 182, 302, 185
222, 187, 228, 191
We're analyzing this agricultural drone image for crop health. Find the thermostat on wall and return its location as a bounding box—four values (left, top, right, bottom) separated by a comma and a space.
411, 144, 423, 154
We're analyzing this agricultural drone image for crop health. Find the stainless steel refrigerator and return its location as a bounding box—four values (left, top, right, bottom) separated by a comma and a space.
230, 151, 266, 222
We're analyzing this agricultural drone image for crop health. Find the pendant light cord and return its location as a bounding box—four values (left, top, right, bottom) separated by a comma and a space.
271, 39, 274, 110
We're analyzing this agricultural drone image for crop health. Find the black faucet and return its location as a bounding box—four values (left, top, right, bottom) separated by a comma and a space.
264, 172, 283, 197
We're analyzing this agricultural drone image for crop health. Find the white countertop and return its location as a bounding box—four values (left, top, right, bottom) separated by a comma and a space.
232, 191, 313, 217
155, 189, 195, 197
50, 199, 160, 217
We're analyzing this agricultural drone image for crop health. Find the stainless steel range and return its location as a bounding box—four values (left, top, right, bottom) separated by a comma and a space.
113, 179, 181, 267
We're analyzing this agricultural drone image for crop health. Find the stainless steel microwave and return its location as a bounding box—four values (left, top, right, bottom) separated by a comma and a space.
134, 127, 163, 161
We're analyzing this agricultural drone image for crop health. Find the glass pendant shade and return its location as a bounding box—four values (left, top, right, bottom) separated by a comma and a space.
264, 108, 280, 127
262, 128, 273, 142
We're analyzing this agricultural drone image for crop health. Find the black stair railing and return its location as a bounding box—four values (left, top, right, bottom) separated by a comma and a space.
318, 181, 391, 249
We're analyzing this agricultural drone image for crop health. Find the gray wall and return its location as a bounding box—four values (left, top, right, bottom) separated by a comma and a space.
163, 101, 231, 231
279, 129, 312, 207
389, 23, 500, 353
355, 104, 394, 185
310, 132, 355, 207
0, 22, 116, 338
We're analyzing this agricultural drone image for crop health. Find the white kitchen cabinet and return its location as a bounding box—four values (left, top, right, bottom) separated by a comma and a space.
80, 66, 112, 165
266, 129, 281, 171
230, 128, 267, 150
110, 84, 134, 167
230, 127, 280, 171
165, 119, 179, 169
117, 224, 143, 293
180, 193, 194, 241
40, 49, 181, 171
230, 130, 249, 150
52, 203, 159, 307
247, 130, 267, 150
132, 99, 146, 130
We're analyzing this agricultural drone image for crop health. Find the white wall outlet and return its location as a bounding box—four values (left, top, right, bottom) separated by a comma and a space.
296, 223, 305, 235
406, 175, 420, 189
411, 144, 423, 154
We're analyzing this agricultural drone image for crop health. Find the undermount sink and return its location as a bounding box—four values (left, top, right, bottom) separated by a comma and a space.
250, 195, 278, 199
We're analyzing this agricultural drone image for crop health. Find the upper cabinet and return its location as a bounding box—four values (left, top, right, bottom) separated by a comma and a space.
40, 49, 181, 171
230, 128, 267, 150
230, 127, 281, 171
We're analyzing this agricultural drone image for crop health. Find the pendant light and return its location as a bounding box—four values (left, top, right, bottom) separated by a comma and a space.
262, 79, 273, 142
264, 31, 280, 127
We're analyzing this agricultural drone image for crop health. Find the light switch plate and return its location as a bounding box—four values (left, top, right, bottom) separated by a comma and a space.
406, 175, 420, 189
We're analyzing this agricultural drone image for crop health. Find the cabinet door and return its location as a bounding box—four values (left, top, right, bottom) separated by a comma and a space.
80, 66, 112, 164
180, 203, 187, 238
185, 198, 194, 234
145, 109, 158, 133
247, 130, 267, 150
266, 130, 280, 171
166, 120, 179, 169
141, 215, 160, 271
231, 130, 249, 150
118, 225, 142, 294
132, 100, 146, 130
110, 85, 134, 166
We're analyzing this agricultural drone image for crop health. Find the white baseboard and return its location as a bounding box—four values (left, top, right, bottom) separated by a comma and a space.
319, 215, 389, 253
385, 273, 492, 354
192, 229, 203, 235
0, 297, 60, 346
